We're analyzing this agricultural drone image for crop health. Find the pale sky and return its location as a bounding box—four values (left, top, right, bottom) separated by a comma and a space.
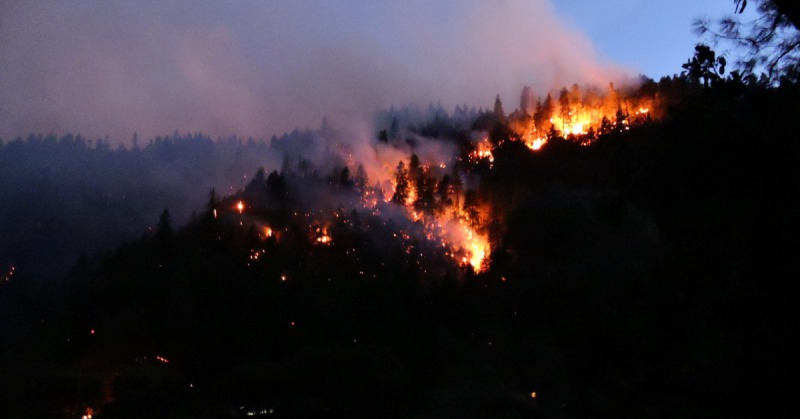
553, 0, 744, 78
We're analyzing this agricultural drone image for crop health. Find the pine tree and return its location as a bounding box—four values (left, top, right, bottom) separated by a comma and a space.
520, 85, 535, 117
339, 166, 353, 189
391, 161, 410, 205
156, 208, 173, 241
494, 94, 505, 120
354, 164, 368, 191
205, 188, 218, 221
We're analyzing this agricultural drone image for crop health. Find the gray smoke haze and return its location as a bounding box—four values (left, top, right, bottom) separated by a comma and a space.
0, 0, 628, 143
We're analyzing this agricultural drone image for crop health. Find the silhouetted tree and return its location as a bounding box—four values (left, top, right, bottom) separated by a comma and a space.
696, 0, 800, 79
266, 170, 289, 201
600, 116, 613, 136
437, 174, 452, 209
559, 87, 573, 133
535, 93, 556, 131
245, 168, 267, 192
339, 166, 354, 189
206, 188, 218, 221
493, 94, 505, 120
391, 161, 410, 204
414, 170, 436, 215
408, 154, 422, 184
615, 108, 628, 132
156, 209, 173, 241
520, 85, 535, 116
682, 44, 726, 87
463, 189, 481, 227
354, 164, 368, 191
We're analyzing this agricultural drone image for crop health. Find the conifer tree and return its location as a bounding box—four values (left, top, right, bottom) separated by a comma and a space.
391, 161, 410, 205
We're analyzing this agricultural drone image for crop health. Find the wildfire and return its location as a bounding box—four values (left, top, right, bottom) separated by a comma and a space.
219, 84, 655, 280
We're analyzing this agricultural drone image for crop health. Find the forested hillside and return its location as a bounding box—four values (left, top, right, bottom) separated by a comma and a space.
2, 68, 798, 417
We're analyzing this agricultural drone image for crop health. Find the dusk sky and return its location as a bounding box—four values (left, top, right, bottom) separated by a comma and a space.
0, 0, 741, 143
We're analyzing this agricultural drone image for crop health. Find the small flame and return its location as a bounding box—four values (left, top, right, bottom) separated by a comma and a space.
470, 139, 495, 163
313, 225, 332, 245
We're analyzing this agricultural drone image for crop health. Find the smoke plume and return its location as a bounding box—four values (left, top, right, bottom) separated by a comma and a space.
0, 0, 627, 143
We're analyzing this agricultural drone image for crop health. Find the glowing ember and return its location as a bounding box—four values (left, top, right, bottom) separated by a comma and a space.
1, 265, 14, 283
235, 200, 245, 213
311, 225, 333, 245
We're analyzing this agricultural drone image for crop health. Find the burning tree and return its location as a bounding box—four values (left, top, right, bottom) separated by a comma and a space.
391, 161, 410, 205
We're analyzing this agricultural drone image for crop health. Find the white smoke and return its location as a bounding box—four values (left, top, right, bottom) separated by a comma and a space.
0, 0, 628, 143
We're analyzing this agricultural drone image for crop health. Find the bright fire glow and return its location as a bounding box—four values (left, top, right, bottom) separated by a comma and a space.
527, 137, 546, 150
470, 139, 495, 164
236, 200, 245, 213
510, 85, 655, 151
458, 221, 490, 271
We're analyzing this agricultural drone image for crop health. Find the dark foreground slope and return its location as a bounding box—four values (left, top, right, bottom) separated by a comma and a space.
2, 79, 799, 418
